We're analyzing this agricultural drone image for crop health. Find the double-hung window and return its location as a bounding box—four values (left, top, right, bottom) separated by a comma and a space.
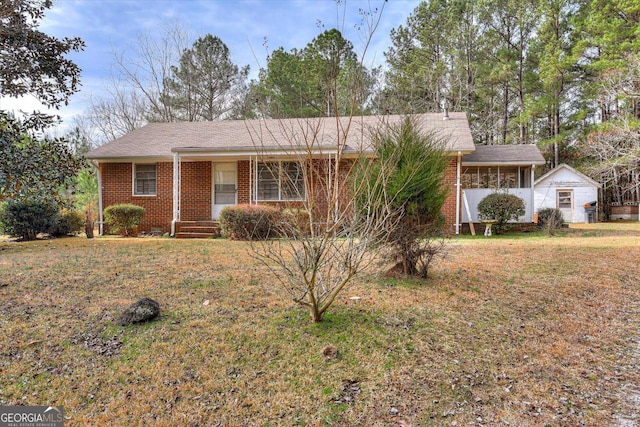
134, 164, 157, 196
256, 161, 305, 201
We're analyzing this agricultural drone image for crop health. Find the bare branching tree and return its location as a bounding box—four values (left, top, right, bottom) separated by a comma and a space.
83, 21, 191, 143
246, 2, 394, 322
581, 120, 640, 207
579, 54, 640, 207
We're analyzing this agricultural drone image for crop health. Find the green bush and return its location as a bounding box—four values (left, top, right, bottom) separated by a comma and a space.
477, 192, 525, 233
104, 204, 145, 236
0, 199, 59, 241
219, 204, 281, 240
538, 207, 564, 235
50, 209, 85, 237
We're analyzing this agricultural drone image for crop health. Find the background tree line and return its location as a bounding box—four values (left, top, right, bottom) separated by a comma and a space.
3, 0, 638, 229
80, 0, 639, 207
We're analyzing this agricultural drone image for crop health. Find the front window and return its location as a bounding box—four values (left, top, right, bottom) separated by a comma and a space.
134, 164, 156, 196
256, 161, 305, 201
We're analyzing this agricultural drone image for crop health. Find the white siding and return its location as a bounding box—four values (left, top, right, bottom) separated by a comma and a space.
534, 167, 599, 223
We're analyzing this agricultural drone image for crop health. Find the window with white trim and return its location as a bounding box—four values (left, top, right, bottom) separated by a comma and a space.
134, 164, 157, 196
557, 190, 573, 209
256, 161, 305, 201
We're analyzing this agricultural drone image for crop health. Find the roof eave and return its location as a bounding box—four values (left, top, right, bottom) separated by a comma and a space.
462, 161, 546, 167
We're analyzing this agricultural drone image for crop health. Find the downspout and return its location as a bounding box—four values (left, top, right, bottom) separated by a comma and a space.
455, 151, 462, 235
91, 160, 104, 236
253, 156, 257, 204
530, 164, 536, 222
334, 153, 339, 220
171, 152, 180, 237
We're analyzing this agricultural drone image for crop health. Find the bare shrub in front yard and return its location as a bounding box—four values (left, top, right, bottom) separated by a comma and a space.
538, 207, 564, 235
247, 6, 391, 322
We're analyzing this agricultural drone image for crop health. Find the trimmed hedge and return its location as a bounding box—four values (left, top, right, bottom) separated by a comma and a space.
104, 204, 145, 236
219, 204, 281, 240
478, 192, 525, 232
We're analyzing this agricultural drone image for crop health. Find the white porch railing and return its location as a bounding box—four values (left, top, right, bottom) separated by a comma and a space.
462, 189, 535, 223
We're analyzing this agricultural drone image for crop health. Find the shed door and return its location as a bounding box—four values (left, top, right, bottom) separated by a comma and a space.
557, 190, 574, 223
212, 163, 237, 220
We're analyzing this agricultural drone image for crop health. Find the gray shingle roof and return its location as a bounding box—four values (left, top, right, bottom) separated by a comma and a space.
462, 144, 545, 166
85, 112, 475, 160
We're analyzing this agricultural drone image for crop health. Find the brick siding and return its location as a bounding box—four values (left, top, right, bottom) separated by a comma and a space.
100, 157, 461, 234
101, 162, 173, 234
442, 157, 460, 235
180, 161, 212, 221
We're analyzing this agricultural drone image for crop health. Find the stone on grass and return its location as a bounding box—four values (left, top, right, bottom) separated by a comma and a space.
118, 297, 160, 326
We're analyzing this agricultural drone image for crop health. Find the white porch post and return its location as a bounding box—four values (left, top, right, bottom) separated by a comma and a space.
171, 152, 180, 236
455, 151, 462, 235
92, 160, 104, 236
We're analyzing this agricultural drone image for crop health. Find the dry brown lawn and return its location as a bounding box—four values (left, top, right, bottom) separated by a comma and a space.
1, 223, 639, 426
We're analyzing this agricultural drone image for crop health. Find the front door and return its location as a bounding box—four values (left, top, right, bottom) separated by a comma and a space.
557, 189, 574, 223
212, 162, 237, 220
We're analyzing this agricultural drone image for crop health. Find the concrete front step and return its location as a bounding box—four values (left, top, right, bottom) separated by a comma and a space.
175, 221, 220, 239
175, 232, 218, 239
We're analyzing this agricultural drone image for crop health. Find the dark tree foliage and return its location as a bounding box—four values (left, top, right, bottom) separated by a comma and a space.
254, 29, 375, 118
0, 112, 83, 204
162, 34, 250, 121
0, 1, 85, 206
354, 116, 450, 278
0, 0, 85, 108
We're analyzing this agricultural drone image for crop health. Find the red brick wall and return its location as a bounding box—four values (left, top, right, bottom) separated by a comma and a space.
238, 160, 251, 204
101, 162, 173, 234
180, 161, 211, 221
101, 157, 461, 234
442, 157, 460, 235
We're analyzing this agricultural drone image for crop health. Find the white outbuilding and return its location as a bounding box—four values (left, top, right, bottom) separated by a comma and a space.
534, 164, 601, 223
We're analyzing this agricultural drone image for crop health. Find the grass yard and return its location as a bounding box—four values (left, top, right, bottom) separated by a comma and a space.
1, 223, 639, 426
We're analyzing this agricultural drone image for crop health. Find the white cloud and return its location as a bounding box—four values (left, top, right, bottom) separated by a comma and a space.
3, 0, 419, 137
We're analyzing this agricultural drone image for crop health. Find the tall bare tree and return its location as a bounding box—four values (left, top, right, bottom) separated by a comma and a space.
83, 21, 190, 143
248, 1, 394, 322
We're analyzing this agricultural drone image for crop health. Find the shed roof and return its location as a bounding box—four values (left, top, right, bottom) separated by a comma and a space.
462, 144, 545, 166
534, 163, 601, 188
85, 112, 475, 160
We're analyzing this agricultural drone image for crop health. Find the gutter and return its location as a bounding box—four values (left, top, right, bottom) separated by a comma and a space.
530, 164, 536, 222
455, 151, 461, 235
171, 152, 180, 237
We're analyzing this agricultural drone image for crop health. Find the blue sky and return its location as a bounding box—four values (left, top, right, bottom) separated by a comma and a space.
0, 0, 420, 132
